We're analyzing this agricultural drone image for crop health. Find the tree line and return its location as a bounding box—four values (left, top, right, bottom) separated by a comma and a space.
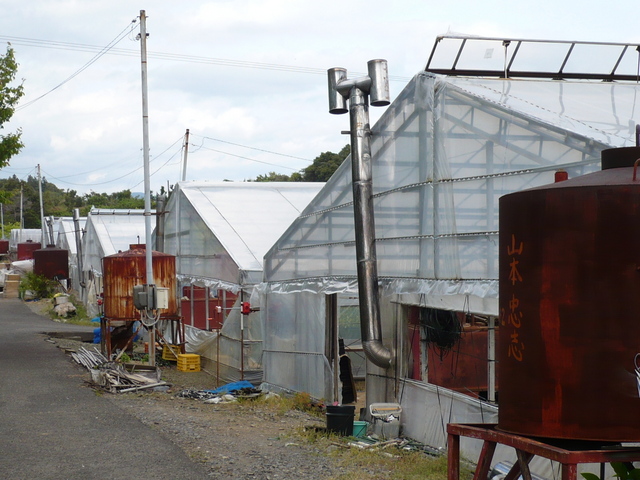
0, 144, 350, 231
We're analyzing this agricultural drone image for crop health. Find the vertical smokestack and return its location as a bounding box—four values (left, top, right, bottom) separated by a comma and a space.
327, 60, 393, 369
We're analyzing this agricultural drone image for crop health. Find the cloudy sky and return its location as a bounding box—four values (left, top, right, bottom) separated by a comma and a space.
1, 0, 639, 195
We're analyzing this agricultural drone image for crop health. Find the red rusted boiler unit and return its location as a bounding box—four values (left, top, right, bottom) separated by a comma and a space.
17, 240, 41, 260
33, 245, 69, 280
102, 244, 177, 320
498, 146, 640, 441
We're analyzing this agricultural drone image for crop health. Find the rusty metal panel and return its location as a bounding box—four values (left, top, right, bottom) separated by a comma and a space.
33, 246, 69, 280
0, 239, 8, 255
102, 244, 177, 320
498, 147, 640, 441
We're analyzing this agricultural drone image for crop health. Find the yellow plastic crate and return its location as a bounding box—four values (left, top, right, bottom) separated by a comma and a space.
162, 344, 180, 361
177, 354, 201, 372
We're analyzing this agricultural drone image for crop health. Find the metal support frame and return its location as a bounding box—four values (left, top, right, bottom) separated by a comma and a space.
447, 424, 640, 480
426, 35, 640, 82
101, 316, 185, 360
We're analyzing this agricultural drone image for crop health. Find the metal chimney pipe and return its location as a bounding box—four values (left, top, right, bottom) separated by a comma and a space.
327, 60, 392, 369
46, 216, 55, 246
155, 194, 166, 252
73, 208, 85, 288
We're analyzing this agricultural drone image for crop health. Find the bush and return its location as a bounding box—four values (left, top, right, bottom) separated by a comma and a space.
19, 272, 57, 299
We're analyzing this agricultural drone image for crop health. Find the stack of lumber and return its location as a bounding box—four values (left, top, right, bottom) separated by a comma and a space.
71, 347, 169, 393
3, 274, 20, 298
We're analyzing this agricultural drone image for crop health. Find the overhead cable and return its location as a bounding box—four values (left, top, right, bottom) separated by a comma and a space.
15, 19, 139, 111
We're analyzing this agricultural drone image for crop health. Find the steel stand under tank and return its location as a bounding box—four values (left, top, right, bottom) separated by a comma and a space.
498, 146, 640, 441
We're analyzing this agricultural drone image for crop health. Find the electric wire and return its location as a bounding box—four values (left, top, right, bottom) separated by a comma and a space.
15, 20, 139, 111
41, 135, 184, 188
0, 35, 412, 82
190, 134, 312, 162
190, 143, 301, 171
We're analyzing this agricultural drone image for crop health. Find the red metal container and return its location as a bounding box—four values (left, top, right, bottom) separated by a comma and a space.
498, 146, 640, 441
0, 239, 8, 255
33, 245, 69, 280
102, 244, 177, 320
180, 285, 236, 330
17, 240, 41, 260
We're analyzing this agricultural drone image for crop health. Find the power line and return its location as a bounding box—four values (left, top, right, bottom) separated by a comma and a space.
190, 134, 312, 162
15, 20, 139, 111
1, 34, 411, 82
190, 143, 300, 171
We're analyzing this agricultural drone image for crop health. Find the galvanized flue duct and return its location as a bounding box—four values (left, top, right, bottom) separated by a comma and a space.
327, 60, 392, 369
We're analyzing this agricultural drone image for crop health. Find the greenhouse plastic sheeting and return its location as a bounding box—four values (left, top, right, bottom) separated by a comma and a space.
263, 72, 640, 315
163, 181, 324, 289
55, 217, 86, 293
81, 209, 149, 316
260, 71, 640, 429
165, 297, 264, 385
9, 229, 42, 250
82, 209, 150, 277
261, 290, 332, 400
161, 182, 323, 385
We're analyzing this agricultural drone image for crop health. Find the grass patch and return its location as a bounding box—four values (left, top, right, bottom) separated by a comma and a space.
238, 391, 326, 418
332, 448, 454, 480
245, 391, 471, 480
292, 424, 465, 480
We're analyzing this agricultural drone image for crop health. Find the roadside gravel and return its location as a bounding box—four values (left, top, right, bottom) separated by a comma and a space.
46, 336, 367, 479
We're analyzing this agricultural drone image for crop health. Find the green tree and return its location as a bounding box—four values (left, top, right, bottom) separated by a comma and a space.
302, 144, 350, 182
254, 171, 297, 182
0, 45, 25, 168
252, 145, 350, 183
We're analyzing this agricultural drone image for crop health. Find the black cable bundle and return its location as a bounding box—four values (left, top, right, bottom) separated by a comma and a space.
420, 307, 462, 359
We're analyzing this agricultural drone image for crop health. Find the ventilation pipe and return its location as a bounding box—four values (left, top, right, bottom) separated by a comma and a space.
327, 59, 392, 369
46, 216, 55, 246
73, 208, 85, 288
155, 194, 166, 252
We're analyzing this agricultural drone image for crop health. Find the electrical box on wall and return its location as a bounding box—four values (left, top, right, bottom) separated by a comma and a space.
133, 284, 150, 310
155, 287, 169, 310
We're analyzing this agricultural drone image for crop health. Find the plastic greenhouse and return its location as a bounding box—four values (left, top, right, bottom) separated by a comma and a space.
81, 209, 150, 317
54, 216, 86, 293
261, 38, 640, 463
161, 181, 324, 384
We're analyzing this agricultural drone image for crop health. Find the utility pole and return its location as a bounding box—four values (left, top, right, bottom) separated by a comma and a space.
139, 10, 156, 366
19, 186, 23, 243
37, 164, 46, 246
181, 128, 190, 181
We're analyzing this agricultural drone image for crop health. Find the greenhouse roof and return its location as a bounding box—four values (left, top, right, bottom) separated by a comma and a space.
264, 72, 640, 315
83, 209, 151, 275
164, 181, 324, 288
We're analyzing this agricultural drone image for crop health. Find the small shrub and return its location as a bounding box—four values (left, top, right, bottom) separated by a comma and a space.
19, 272, 57, 299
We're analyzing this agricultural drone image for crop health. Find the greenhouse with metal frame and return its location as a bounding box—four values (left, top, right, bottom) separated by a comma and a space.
260, 37, 640, 464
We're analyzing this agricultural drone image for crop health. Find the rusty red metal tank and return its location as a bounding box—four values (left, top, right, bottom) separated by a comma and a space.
0, 239, 8, 255
498, 146, 640, 441
17, 240, 41, 260
33, 245, 69, 280
102, 244, 177, 320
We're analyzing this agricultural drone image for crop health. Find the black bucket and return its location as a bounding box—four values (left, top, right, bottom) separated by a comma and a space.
326, 405, 355, 436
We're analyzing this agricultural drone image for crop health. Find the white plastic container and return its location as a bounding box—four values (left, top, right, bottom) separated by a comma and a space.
369, 403, 402, 439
